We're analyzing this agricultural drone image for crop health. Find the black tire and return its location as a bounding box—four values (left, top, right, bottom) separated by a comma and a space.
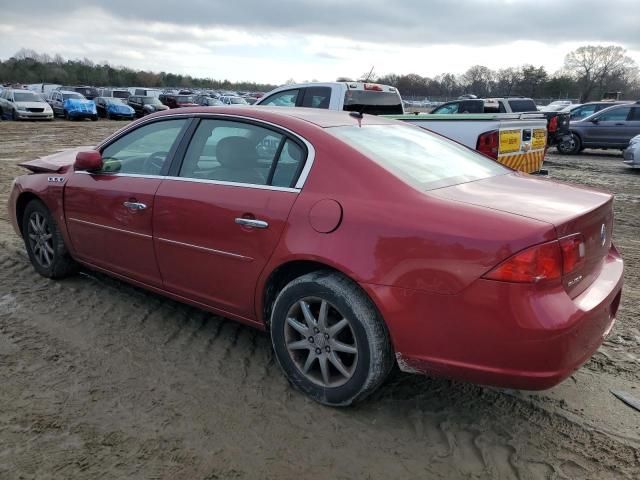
22, 199, 78, 279
270, 271, 394, 406
12, 109, 18, 121
63, 110, 69, 120
557, 132, 582, 155
91, 115, 98, 121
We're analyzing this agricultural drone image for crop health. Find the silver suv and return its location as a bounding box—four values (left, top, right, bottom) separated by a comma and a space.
558, 101, 640, 154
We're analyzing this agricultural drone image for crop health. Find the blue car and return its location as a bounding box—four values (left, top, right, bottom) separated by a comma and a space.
49, 90, 97, 120
95, 96, 135, 120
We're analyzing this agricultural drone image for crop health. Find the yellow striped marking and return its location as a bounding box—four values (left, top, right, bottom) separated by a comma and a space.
497, 149, 545, 173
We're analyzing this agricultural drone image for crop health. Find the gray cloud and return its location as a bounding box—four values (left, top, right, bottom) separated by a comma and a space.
1, 0, 639, 49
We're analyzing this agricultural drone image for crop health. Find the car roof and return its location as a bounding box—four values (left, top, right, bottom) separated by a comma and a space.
151, 105, 397, 128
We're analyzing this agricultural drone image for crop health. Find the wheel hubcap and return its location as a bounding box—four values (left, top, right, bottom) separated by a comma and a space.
27, 212, 54, 268
284, 297, 358, 388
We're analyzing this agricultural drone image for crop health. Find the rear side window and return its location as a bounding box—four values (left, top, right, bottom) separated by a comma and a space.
572, 104, 597, 119
178, 119, 305, 187
302, 87, 331, 108
260, 89, 299, 107
507, 100, 537, 112
598, 107, 631, 122
343, 90, 403, 115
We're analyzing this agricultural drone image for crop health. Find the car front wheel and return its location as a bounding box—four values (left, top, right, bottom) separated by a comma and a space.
270, 271, 394, 406
22, 199, 78, 278
557, 133, 582, 155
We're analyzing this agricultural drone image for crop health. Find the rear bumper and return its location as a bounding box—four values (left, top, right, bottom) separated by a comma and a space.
363, 245, 623, 390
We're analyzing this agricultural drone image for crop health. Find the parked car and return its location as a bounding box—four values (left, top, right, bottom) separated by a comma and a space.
541, 100, 573, 112
8, 107, 623, 406
127, 95, 170, 117
49, 90, 97, 120
194, 95, 224, 107
622, 134, 640, 168
431, 97, 571, 147
219, 95, 249, 105
95, 97, 135, 120
558, 102, 640, 154
99, 88, 131, 100
159, 94, 199, 109
133, 88, 162, 98
565, 101, 631, 121
57, 86, 100, 100
256, 81, 404, 115
0, 88, 54, 120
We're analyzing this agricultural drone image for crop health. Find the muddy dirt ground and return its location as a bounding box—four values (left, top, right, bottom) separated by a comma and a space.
0, 120, 639, 479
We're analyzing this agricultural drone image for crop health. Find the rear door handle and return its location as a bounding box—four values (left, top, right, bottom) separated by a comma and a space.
123, 201, 147, 211
235, 218, 269, 229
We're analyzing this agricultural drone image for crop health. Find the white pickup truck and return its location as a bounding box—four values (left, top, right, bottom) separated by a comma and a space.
256, 82, 548, 173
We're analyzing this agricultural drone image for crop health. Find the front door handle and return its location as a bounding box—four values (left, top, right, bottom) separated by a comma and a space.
123, 201, 147, 211
235, 218, 269, 229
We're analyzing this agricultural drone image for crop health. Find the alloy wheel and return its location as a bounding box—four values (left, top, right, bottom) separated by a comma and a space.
284, 297, 358, 388
27, 211, 54, 268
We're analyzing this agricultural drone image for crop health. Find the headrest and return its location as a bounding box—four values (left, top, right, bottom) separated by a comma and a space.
216, 136, 256, 168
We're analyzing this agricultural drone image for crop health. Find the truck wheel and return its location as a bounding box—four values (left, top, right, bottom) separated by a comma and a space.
270, 271, 394, 406
557, 133, 581, 155
22, 199, 78, 279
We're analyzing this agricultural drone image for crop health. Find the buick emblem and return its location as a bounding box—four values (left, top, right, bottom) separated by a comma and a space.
600, 224, 607, 247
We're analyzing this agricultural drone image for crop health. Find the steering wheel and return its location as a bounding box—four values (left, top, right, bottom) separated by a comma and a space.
144, 151, 168, 175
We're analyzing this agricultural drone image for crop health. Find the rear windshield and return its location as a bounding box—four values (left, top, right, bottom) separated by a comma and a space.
328, 124, 507, 190
508, 99, 537, 112
176, 96, 194, 103
112, 90, 130, 98
76, 87, 97, 96
343, 90, 403, 115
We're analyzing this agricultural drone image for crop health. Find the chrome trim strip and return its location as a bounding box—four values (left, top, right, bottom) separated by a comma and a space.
94, 112, 316, 189
75, 171, 165, 179
162, 176, 299, 192
68, 218, 152, 239
156, 237, 253, 262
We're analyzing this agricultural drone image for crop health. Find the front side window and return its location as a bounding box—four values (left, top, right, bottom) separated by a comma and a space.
597, 107, 631, 122
100, 119, 188, 175
328, 124, 507, 190
178, 119, 305, 187
260, 89, 299, 107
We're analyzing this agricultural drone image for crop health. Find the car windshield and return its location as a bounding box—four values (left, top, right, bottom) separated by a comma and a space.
343, 90, 403, 115
143, 97, 163, 105
112, 91, 129, 98
328, 124, 508, 190
229, 97, 247, 104
77, 88, 97, 96
105, 98, 124, 105
14, 91, 42, 102
177, 96, 194, 103
63, 93, 84, 100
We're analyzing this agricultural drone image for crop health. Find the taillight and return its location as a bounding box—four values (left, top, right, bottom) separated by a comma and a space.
559, 234, 585, 274
548, 116, 558, 133
483, 241, 562, 283
484, 235, 586, 284
476, 130, 499, 159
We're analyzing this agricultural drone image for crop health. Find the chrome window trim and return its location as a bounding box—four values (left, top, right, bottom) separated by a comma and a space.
94, 112, 316, 190
156, 237, 253, 262
68, 217, 152, 239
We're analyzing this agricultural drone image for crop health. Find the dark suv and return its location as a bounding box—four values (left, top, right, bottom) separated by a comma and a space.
568, 101, 631, 121
159, 94, 199, 109
127, 95, 169, 117
558, 101, 640, 154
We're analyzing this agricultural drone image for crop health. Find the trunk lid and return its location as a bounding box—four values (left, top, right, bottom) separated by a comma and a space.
431, 173, 614, 297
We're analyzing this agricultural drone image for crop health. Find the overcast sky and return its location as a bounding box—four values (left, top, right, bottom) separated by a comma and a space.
1, 0, 638, 84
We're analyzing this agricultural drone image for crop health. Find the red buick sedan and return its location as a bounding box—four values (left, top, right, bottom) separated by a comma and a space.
8, 107, 623, 406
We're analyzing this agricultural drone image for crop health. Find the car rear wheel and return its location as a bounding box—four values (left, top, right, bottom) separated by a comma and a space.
22, 200, 78, 279
557, 133, 582, 155
91, 115, 98, 121
63, 110, 69, 120
12, 109, 18, 121
270, 271, 394, 406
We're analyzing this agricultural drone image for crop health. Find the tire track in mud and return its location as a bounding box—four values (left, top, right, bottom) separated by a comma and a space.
2, 246, 640, 478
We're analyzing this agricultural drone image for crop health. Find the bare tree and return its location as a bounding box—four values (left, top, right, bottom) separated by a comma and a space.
564, 45, 637, 102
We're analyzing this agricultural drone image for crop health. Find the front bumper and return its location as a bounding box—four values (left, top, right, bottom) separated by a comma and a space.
363, 245, 623, 390
15, 110, 54, 120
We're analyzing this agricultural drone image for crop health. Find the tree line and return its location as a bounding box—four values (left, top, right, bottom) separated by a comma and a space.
1, 45, 638, 102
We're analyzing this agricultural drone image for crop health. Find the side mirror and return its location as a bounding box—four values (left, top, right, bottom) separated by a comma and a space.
590, 118, 600, 124
74, 150, 103, 171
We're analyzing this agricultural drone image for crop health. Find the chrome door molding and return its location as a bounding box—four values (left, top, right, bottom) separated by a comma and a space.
156, 237, 254, 262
